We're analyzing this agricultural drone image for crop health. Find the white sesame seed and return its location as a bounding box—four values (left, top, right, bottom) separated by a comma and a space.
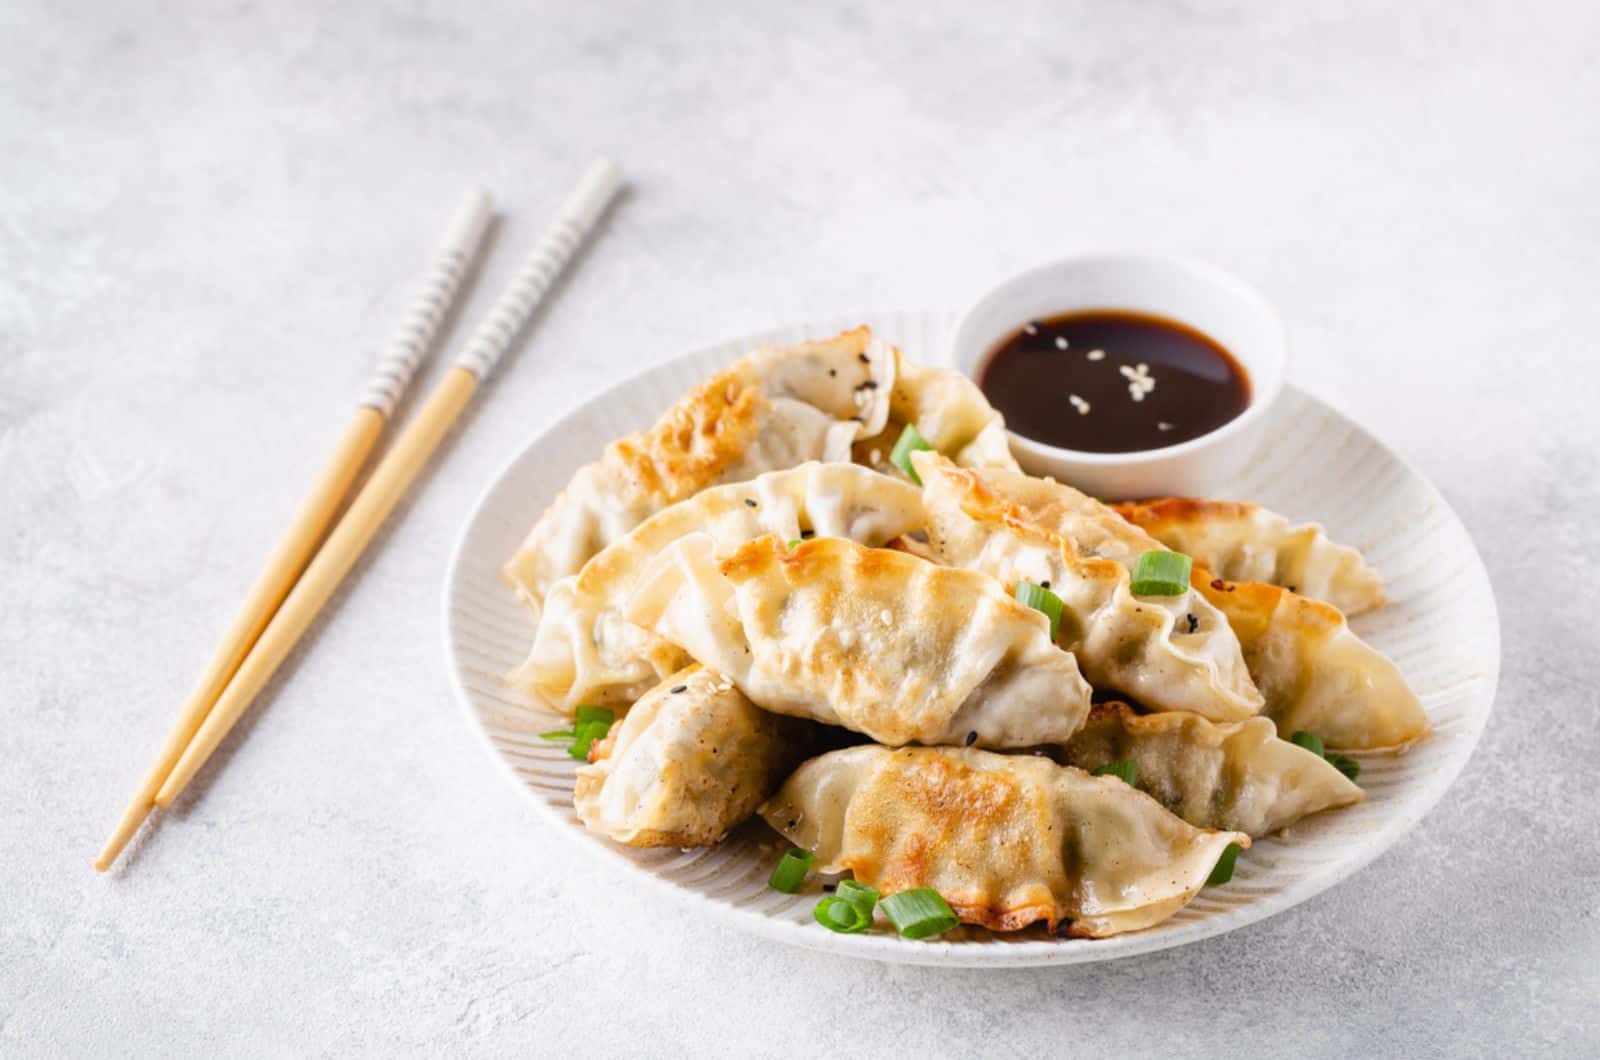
1137, 363, 1148, 374
1054, 337, 1069, 350
868, 448, 881, 465
1086, 349, 1106, 361
1131, 389, 1145, 402
1119, 365, 1137, 379
1069, 394, 1090, 415
879, 609, 894, 626
1158, 421, 1174, 431
1023, 323, 1038, 335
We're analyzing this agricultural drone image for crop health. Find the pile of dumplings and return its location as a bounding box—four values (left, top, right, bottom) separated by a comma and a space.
502, 327, 1429, 941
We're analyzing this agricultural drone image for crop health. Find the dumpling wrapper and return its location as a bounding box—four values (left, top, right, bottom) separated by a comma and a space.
514, 463, 926, 713
503, 327, 897, 616
854, 352, 1019, 475
1111, 497, 1386, 616
626, 534, 1093, 749
910, 452, 1263, 722
1197, 574, 1430, 751
504, 327, 1022, 620
961, 463, 1424, 750
761, 745, 1248, 938
1061, 702, 1363, 836
574, 666, 808, 847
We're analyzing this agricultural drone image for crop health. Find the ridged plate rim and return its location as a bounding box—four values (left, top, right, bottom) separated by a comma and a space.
441, 311, 1500, 967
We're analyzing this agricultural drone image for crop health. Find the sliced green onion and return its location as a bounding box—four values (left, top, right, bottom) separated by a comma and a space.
1290, 730, 1325, 758
538, 729, 575, 741
835, 879, 880, 915
787, 538, 803, 549
1014, 581, 1063, 639
1207, 842, 1242, 886
880, 888, 960, 940
569, 721, 615, 761
890, 424, 933, 485
813, 896, 872, 933
575, 706, 615, 727
1130, 550, 1192, 596
1092, 759, 1138, 786
1326, 752, 1361, 781
768, 848, 815, 893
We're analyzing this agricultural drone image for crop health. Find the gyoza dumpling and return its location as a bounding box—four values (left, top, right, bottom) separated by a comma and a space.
911, 452, 1262, 722
626, 535, 1093, 748
1061, 702, 1363, 836
513, 463, 926, 713
954, 464, 1424, 750
574, 666, 808, 847
503, 328, 897, 615
760, 745, 1248, 938
1111, 498, 1386, 615
1198, 576, 1429, 751
855, 352, 1019, 475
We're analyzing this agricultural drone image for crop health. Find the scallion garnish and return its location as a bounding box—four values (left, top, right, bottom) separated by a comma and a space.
768, 848, 815, 893
1014, 581, 1064, 639
1327, 752, 1361, 781
1290, 730, 1325, 758
813, 896, 872, 933
1207, 842, 1242, 886
1092, 759, 1138, 786
835, 879, 880, 915
889, 424, 933, 485
880, 888, 960, 940
575, 706, 615, 727
787, 538, 803, 549
1130, 550, 1192, 596
566, 706, 616, 760
538, 729, 575, 741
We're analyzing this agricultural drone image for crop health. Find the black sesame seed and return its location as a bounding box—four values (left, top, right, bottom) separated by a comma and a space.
828, 368, 837, 377
1186, 613, 1198, 634
857, 353, 870, 364
1287, 584, 1298, 593
670, 685, 687, 694
1040, 580, 1050, 589
744, 498, 757, 508
856, 380, 879, 390
964, 731, 978, 746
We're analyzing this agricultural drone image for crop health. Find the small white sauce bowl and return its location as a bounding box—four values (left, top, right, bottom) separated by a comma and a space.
950, 255, 1286, 500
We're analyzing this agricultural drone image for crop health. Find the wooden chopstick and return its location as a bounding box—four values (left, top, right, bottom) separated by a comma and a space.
151, 159, 623, 810
94, 190, 493, 872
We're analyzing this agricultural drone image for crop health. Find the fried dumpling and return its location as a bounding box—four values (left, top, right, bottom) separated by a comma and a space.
1111, 498, 1386, 616
912, 452, 1262, 722
626, 535, 1093, 748
513, 463, 926, 713
574, 666, 807, 847
761, 745, 1248, 937
1060, 702, 1363, 836
503, 328, 897, 616
855, 352, 1019, 475
1198, 575, 1429, 751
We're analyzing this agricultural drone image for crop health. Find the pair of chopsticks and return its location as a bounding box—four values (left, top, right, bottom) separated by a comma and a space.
95, 160, 623, 872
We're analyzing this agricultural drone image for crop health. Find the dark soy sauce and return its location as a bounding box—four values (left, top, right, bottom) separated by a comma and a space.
978, 310, 1251, 453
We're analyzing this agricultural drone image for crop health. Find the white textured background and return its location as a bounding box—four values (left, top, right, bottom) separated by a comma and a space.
4, 2, 1596, 1056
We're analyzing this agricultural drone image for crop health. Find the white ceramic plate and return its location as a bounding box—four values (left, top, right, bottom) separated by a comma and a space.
442, 311, 1499, 967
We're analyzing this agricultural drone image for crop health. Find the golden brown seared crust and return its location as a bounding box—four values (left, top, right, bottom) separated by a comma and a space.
844, 751, 1063, 932
1112, 497, 1252, 528
606, 366, 766, 508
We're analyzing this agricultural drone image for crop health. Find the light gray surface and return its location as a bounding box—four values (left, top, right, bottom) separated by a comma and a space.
3, 1, 1595, 1056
